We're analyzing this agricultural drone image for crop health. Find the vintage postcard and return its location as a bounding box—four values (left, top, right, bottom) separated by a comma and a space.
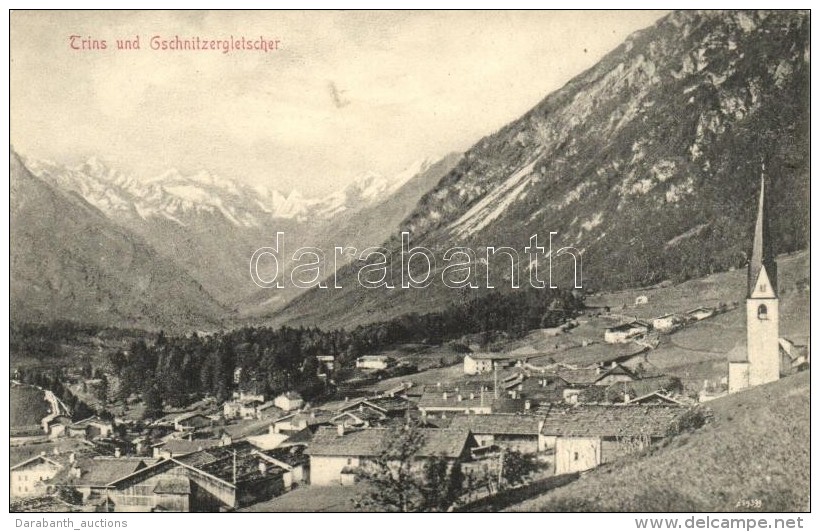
8, 9, 810, 519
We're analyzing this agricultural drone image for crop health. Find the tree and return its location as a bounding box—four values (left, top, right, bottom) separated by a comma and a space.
421, 456, 464, 511
355, 423, 426, 512
354, 423, 467, 512
499, 450, 545, 488
142, 383, 163, 420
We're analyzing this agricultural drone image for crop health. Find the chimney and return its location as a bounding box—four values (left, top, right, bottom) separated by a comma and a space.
624, 393, 631, 404
269, 424, 276, 435
344, 396, 349, 402
337, 424, 345, 437
69, 452, 76, 464
114, 448, 121, 458
611, 361, 617, 369
469, 393, 475, 400
258, 461, 267, 475
443, 392, 448, 400
525, 400, 531, 411
436, 382, 442, 388
457, 394, 463, 402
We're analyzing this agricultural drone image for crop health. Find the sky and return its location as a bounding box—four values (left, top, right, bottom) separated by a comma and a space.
10, 10, 667, 197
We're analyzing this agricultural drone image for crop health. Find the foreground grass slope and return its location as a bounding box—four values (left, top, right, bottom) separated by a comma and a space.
507, 371, 810, 512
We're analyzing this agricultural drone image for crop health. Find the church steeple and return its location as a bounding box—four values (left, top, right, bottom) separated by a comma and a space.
748, 167, 777, 298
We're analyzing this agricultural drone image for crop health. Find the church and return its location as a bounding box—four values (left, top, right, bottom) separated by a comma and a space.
727, 172, 783, 393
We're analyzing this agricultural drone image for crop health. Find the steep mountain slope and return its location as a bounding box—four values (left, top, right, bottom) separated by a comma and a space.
237, 153, 462, 318
10, 150, 226, 331
272, 10, 809, 328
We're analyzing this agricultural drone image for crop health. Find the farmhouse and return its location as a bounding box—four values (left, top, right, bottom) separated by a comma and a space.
538, 404, 688, 474
173, 412, 213, 432
652, 313, 683, 332
66, 416, 114, 439
687, 307, 716, 322
355, 355, 393, 370
10, 455, 64, 499
49, 456, 154, 507
305, 426, 476, 486
463, 352, 527, 375
152, 436, 229, 459
554, 362, 638, 388
449, 414, 545, 453
274, 391, 304, 412
417, 387, 493, 415
604, 321, 649, 344
107, 443, 289, 512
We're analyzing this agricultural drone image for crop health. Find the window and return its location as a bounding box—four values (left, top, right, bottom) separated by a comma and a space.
347, 458, 353, 465
758, 304, 768, 320
573, 452, 579, 461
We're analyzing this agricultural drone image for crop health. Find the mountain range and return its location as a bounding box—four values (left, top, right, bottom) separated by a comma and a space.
11, 148, 460, 328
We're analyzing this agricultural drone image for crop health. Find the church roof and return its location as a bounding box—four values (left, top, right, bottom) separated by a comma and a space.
748, 171, 777, 298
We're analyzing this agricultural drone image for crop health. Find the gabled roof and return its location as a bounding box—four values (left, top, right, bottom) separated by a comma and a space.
626, 391, 686, 405
306, 427, 473, 458
606, 321, 649, 332
51, 457, 152, 487
11, 454, 64, 471
539, 404, 687, 438
155, 438, 223, 456
449, 414, 542, 436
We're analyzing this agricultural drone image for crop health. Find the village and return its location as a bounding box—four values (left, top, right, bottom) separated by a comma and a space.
10, 179, 811, 512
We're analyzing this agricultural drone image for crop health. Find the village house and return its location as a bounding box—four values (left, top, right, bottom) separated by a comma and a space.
554, 362, 639, 389
173, 412, 214, 432
355, 355, 393, 370
463, 352, 528, 375
604, 321, 650, 344
255, 401, 282, 419
687, 307, 716, 322
779, 337, 810, 372
223, 399, 263, 420
652, 313, 683, 333
270, 410, 337, 437
538, 404, 688, 475
152, 435, 230, 459
65, 416, 115, 439
10, 454, 64, 498
305, 426, 476, 486
626, 391, 687, 405
449, 414, 545, 453
44, 415, 73, 439
417, 386, 494, 416
106, 443, 289, 512
274, 391, 304, 412
246, 426, 292, 451
48, 456, 155, 508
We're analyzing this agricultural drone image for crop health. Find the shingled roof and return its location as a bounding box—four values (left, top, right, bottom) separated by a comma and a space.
539, 404, 688, 438
306, 427, 473, 458
449, 414, 542, 436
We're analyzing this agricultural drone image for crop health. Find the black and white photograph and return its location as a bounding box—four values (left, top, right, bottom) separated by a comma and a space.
7, 8, 811, 519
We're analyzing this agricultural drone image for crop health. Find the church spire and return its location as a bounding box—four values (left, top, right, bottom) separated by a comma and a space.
748, 163, 777, 298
